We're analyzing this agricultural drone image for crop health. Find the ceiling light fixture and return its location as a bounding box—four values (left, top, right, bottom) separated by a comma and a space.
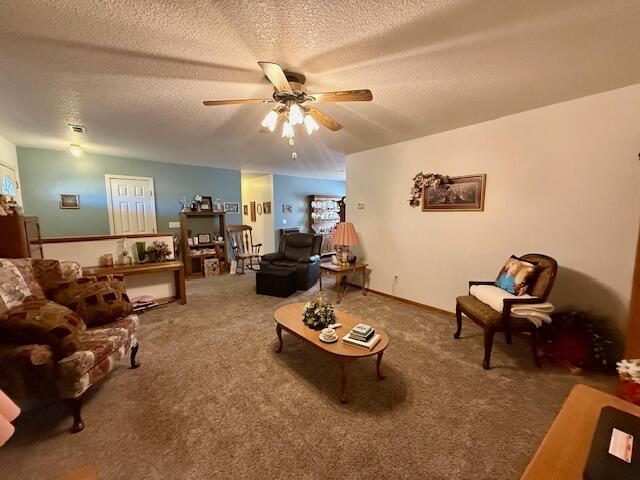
69, 144, 83, 157
261, 110, 278, 132
304, 114, 320, 135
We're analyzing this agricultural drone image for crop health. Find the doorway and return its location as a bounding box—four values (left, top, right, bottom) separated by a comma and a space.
105, 174, 157, 234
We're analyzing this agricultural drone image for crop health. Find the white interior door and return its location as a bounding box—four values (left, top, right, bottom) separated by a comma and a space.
106, 175, 157, 234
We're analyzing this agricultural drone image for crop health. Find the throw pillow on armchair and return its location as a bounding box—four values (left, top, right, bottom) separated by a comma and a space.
50, 275, 133, 328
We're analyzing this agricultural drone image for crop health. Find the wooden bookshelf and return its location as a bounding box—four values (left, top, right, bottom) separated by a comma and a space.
179, 211, 228, 279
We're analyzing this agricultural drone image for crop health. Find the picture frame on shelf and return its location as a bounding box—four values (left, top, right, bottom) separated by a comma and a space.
263, 201, 271, 214
198, 233, 211, 244
224, 202, 240, 214
187, 238, 194, 246
200, 196, 213, 211
59, 194, 80, 209
422, 174, 486, 212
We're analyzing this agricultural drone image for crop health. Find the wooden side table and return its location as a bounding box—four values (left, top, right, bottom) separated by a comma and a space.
319, 262, 367, 304
82, 260, 186, 305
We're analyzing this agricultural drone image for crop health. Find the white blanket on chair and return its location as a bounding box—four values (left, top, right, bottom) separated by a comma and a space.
469, 285, 554, 327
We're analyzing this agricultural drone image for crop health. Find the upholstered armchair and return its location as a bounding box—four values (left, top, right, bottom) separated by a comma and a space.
454, 254, 558, 370
259, 233, 323, 290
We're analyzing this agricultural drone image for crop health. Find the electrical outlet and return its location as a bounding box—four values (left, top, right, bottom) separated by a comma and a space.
357, 203, 365, 209
282, 219, 287, 225
168, 221, 180, 228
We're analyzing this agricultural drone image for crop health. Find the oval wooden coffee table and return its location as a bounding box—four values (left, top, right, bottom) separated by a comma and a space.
273, 302, 390, 403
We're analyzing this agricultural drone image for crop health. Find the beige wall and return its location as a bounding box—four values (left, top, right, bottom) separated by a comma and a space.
241, 173, 275, 255
347, 85, 640, 331
0, 133, 22, 205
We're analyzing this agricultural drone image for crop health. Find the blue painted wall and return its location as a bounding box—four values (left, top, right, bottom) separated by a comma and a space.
272, 174, 345, 247
17, 147, 242, 237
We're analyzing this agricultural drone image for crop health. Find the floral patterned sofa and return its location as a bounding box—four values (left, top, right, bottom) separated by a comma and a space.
0, 258, 140, 433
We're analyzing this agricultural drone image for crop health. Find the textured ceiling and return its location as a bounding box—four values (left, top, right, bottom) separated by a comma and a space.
0, 0, 639, 179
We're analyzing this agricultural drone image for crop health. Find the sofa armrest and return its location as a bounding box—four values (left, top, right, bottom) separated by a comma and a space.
261, 252, 283, 262
297, 255, 320, 264
0, 344, 57, 400
468, 280, 494, 293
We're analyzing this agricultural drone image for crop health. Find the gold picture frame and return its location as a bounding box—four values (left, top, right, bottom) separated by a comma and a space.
422, 174, 486, 212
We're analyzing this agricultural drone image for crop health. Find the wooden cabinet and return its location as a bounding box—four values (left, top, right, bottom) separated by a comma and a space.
308, 195, 344, 257
0, 215, 43, 258
179, 212, 228, 279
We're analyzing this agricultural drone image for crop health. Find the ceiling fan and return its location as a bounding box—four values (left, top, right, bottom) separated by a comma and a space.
203, 61, 372, 159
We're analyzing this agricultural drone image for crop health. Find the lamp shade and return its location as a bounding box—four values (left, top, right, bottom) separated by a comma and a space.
333, 222, 359, 246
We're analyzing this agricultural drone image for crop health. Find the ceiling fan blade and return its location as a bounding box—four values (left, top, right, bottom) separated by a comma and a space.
203, 98, 273, 106
308, 107, 343, 131
307, 89, 372, 103
258, 61, 293, 94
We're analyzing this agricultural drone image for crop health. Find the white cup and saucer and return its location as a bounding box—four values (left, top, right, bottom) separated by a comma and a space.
319, 327, 338, 343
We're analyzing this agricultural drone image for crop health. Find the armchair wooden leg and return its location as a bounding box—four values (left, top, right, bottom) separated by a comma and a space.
530, 328, 541, 368
130, 342, 140, 369
454, 303, 462, 339
67, 396, 85, 433
483, 329, 495, 370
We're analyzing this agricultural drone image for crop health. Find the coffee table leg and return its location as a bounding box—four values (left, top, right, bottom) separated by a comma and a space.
361, 267, 367, 296
319, 271, 323, 291
376, 351, 385, 380
336, 273, 343, 304
338, 357, 349, 403
275, 324, 283, 353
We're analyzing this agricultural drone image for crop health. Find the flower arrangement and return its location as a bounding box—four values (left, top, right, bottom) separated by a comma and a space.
302, 292, 336, 330
146, 241, 171, 263
539, 310, 620, 372
617, 359, 640, 405
408, 172, 449, 207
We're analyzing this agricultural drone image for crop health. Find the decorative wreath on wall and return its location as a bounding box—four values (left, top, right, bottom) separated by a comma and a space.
408, 172, 449, 207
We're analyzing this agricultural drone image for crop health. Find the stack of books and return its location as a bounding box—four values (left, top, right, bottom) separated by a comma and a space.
342, 323, 381, 350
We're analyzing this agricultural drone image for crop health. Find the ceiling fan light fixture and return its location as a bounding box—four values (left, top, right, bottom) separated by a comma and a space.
262, 110, 278, 132
289, 103, 304, 125
282, 120, 294, 139
304, 114, 319, 135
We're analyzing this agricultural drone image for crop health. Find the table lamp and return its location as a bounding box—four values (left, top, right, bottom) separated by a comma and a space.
333, 222, 359, 265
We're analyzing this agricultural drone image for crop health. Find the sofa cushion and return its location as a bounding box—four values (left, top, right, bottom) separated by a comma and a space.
32, 259, 65, 293
0, 259, 32, 317
50, 275, 133, 328
0, 298, 84, 357
5, 259, 46, 299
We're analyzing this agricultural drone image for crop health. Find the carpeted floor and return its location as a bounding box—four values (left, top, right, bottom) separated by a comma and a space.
0, 273, 614, 479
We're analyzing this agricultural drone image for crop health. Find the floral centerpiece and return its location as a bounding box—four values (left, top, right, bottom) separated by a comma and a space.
146, 241, 171, 263
617, 359, 640, 405
302, 292, 336, 330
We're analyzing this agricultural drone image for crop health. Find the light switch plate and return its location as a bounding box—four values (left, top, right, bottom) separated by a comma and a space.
168, 221, 180, 228
282, 219, 287, 225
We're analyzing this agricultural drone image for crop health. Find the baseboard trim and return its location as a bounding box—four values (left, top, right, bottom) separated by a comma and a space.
346, 282, 455, 317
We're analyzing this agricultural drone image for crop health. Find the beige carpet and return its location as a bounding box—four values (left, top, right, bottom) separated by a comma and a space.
0, 273, 614, 479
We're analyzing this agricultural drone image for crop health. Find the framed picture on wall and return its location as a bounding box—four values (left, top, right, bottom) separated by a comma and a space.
250, 201, 256, 222
224, 202, 240, 214
263, 201, 271, 214
59, 194, 80, 209
243, 205, 249, 215
422, 174, 486, 212
257, 203, 263, 215
282, 204, 292, 213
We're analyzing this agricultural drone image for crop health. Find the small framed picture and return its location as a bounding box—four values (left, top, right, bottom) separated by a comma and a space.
224, 202, 240, 214
243, 205, 249, 215
193, 236, 199, 245
198, 233, 211, 243
187, 238, 194, 246
263, 201, 271, 214
200, 196, 213, 211
257, 203, 263, 215
250, 202, 256, 222
60, 194, 80, 209
282, 204, 292, 213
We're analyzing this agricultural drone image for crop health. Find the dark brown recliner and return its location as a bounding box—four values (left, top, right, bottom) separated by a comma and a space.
454, 254, 558, 370
259, 233, 323, 290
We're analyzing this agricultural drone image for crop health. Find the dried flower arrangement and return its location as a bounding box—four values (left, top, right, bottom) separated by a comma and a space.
302, 292, 336, 330
538, 310, 621, 373
408, 172, 449, 207
146, 241, 171, 263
